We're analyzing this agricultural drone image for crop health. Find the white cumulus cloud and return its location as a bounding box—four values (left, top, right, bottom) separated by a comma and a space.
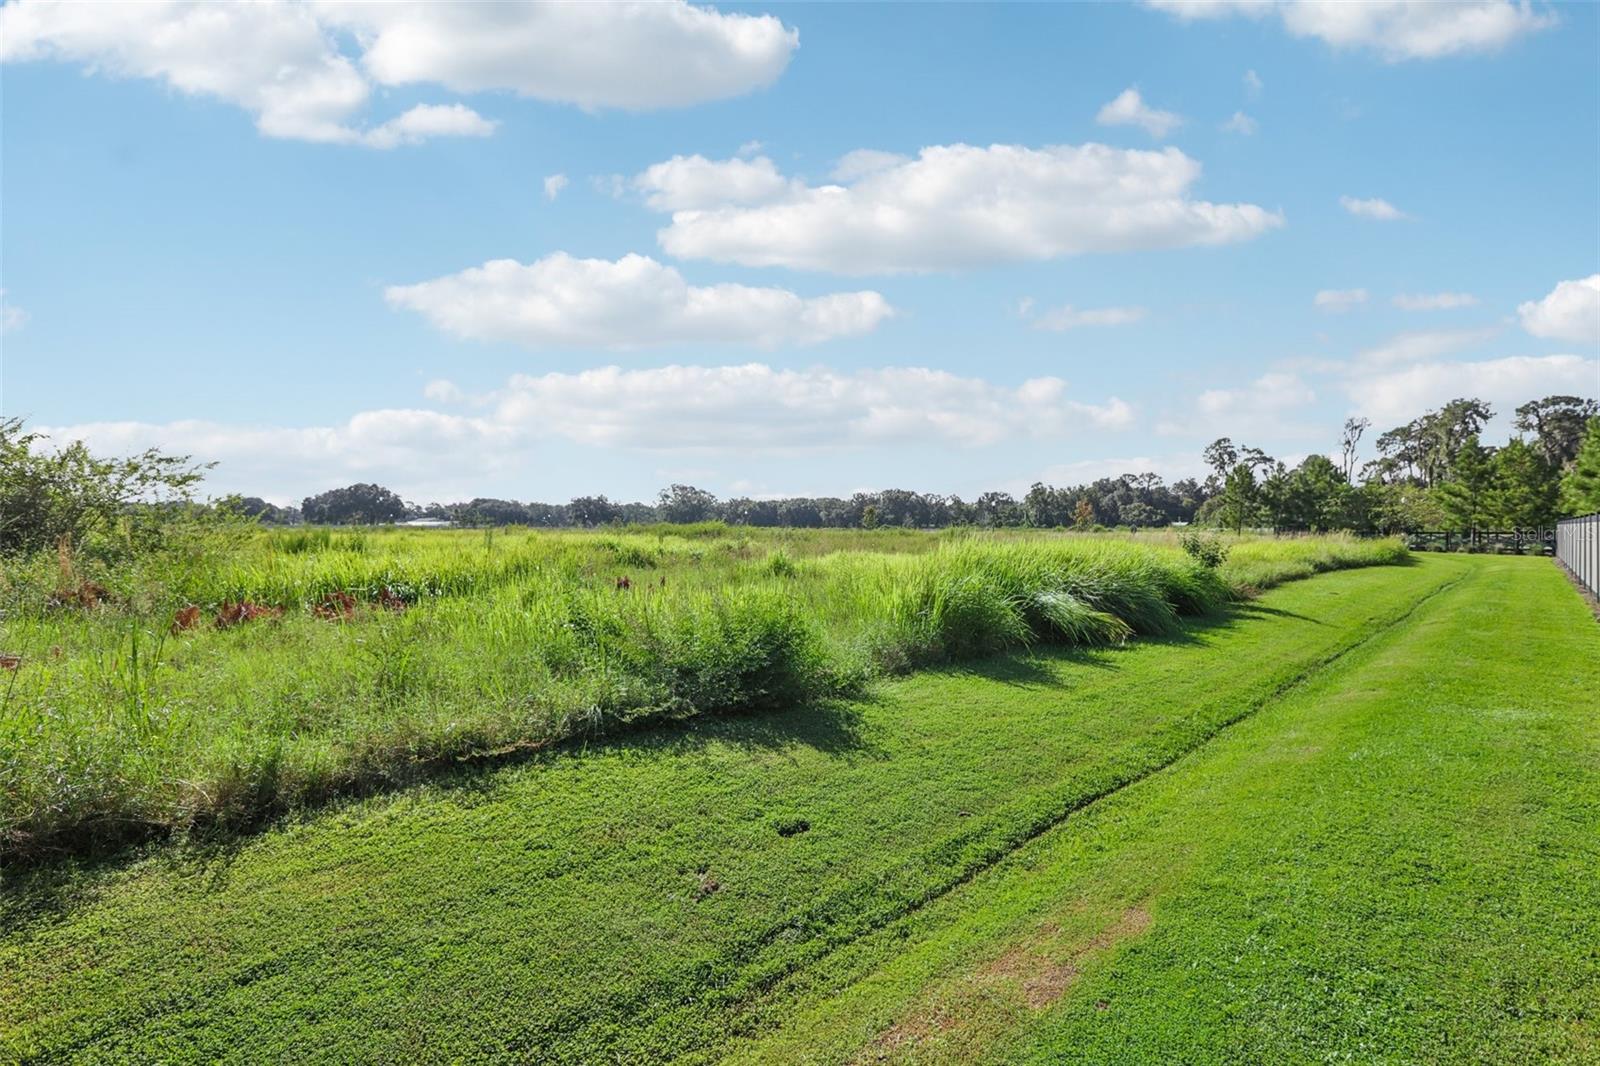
642, 144, 1283, 274
1345, 354, 1600, 424
385, 253, 895, 349
1095, 88, 1184, 138
1146, 1, 1554, 61
422, 379, 465, 403
0, 0, 798, 144
543, 173, 569, 200
327, 1, 796, 110
632, 154, 795, 211
360, 103, 496, 149
1339, 195, 1408, 221
1518, 275, 1600, 344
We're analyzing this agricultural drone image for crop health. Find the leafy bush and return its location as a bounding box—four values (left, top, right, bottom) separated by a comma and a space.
0, 417, 211, 559
1179, 530, 1231, 569
762, 549, 800, 578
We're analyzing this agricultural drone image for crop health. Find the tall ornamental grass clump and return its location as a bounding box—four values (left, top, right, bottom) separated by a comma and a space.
853, 541, 1229, 671
0, 530, 1405, 862
1220, 534, 1410, 592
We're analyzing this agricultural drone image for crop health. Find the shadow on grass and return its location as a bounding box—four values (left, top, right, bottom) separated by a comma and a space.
1234, 602, 1326, 625
0, 696, 880, 931
1, 599, 1276, 926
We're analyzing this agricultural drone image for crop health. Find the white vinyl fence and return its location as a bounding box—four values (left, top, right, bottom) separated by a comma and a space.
1556, 512, 1600, 597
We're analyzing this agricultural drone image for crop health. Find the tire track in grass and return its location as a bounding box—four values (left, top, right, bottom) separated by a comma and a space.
733, 559, 1505, 1066
805, 557, 1597, 1066
530, 562, 1472, 1060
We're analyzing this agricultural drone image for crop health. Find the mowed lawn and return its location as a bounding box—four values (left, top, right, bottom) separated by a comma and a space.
3, 555, 1596, 1062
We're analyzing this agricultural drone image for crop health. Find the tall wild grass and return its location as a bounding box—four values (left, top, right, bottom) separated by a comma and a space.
0, 527, 1405, 862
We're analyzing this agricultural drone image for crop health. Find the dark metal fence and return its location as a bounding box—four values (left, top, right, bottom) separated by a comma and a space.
1556, 513, 1600, 597
1403, 529, 1554, 554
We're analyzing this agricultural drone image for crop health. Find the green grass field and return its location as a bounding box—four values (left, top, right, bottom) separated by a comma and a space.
5, 552, 1594, 1063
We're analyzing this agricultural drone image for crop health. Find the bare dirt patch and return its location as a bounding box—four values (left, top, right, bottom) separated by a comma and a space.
861, 904, 1152, 1061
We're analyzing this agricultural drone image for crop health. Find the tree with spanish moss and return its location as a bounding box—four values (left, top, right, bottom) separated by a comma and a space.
1514, 395, 1599, 470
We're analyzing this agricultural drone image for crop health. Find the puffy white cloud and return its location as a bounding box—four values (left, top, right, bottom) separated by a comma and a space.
1314, 288, 1369, 312
324, 1, 796, 110
1030, 304, 1148, 331
360, 103, 496, 149
829, 149, 911, 182
1354, 327, 1495, 365
1518, 275, 1600, 344
1392, 291, 1478, 311
1095, 88, 1184, 138
1345, 354, 1600, 424
644, 144, 1283, 274
1244, 69, 1264, 95
1339, 195, 1407, 221
1146, 1, 1554, 61
0, 0, 370, 144
543, 173, 568, 200
423, 379, 465, 403
632, 154, 794, 211
0, 0, 797, 144
40, 364, 1134, 499
385, 252, 894, 349
1221, 111, 1258, 135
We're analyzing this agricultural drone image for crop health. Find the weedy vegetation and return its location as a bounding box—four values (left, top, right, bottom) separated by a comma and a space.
0, 518, 1405, 863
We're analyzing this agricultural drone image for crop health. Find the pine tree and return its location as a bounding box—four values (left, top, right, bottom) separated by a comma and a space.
1490, 438, 1558, 529
1437, 434, 1493, 532
1561, 417, 1600, 516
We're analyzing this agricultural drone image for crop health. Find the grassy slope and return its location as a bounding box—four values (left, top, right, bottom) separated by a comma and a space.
734, 555, 1600, 1065
3, 558, 1459, 1062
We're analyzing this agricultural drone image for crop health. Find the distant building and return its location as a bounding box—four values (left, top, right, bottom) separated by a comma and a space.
398, 518, 454, 529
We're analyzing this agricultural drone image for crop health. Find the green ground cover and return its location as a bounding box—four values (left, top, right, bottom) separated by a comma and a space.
0, 526, 1404, 860
4, 555, 1541, 1063
736, 555, 1600, 1064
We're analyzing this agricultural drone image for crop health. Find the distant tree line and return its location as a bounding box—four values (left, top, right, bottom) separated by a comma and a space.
246, 394, 1600, 532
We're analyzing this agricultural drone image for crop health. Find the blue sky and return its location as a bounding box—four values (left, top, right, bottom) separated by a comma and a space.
2, 0, 1597, 505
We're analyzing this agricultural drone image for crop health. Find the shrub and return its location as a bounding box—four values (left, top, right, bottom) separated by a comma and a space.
762, 549, 800, 578
1179, 530, 1231, 569
0, 417, 213, 560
